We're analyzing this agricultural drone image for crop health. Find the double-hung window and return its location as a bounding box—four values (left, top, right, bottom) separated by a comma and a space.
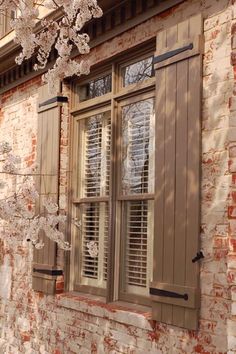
33, 13, 202, 330
71, 48, 155, 305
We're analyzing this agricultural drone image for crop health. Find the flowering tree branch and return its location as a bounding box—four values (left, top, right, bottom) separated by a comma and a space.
0, 141, 70, 250
0, 0, 103, 90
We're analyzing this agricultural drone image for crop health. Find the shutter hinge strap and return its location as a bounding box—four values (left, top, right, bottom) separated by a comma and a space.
33, 268, 63, 276
153, 43, 193, 64
150, 287, 188, 301
39, 96, 68, 108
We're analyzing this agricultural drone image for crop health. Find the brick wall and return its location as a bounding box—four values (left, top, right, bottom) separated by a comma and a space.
0, 0, 235, 353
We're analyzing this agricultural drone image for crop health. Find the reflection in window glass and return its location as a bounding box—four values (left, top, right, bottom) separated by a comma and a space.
121, 98, 155, 195
122, 57, 154, 87
78, 74, 112, 101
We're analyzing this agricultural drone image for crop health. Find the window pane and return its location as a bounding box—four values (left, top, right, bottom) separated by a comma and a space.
121, 98, 155, 195
121, 200, 153, 296
78, 111, 111, 198
80, 202, 108, 288
122, 57, 154, 87
78, 74, 112, 101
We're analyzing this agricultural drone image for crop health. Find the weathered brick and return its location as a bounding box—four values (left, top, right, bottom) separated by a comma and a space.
0, 0, 235, 353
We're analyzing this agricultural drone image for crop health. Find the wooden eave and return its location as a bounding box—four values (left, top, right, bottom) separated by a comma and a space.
0, 0, 185, 93
0, 0, 124, 72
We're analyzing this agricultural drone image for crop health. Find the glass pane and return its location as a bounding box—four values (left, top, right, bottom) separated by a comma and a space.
121, 98, 155, 195
121, 200, 154, 296
122, 57, 154, 87
78, 74, 112, 101
78, 111, 111, 198
80, 202, 108, 288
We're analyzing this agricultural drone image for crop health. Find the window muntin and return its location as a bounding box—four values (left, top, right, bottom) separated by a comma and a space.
78, 74, 112, 102
121, 56, 154, 87
121, 98, 155, 195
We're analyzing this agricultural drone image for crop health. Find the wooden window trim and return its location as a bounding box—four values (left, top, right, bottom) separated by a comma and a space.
69, 44, 156, 305
73, 197, 110, 204
116, 90, 155, 306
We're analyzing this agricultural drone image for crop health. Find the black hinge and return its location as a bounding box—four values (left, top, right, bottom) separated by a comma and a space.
150, 287, 188, 301
39, 96, 68, 108
153, 43, 193, 64
33, 268, 63, 276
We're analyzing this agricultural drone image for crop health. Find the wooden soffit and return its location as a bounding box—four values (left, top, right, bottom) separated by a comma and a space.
0, 0, 185, 94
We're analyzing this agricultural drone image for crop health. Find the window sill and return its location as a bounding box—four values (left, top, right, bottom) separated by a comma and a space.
56, 292, 153, 331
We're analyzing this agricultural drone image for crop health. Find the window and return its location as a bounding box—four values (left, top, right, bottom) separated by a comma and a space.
33, 11, 201, 331
0, 10, 16, 39
71, 50, 156, 304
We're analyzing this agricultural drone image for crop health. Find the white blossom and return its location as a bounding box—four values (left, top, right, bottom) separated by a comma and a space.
0, 142, 12, 155
0, 0, 103, 89
2, 161, 17, 174
43, 198, 59, 214
34, 240, 44, 249
0, 180, 5, 189
0, 142, 70, 250
21, 179, 39, 200
87, 241, 98, 258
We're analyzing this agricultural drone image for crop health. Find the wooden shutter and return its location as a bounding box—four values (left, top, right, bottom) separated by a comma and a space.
150, 14, 203, 330
32, 82, 65, 295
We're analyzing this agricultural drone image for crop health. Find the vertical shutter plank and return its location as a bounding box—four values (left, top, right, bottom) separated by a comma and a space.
151, 14, 202, 330
162, 63, 176, 324
162, 23, 178, 326
154, 28, 167, 320
172, 19, 189, 328
185, 55, 201, 329
154, 27, 167, 322
184, 14, 202, 329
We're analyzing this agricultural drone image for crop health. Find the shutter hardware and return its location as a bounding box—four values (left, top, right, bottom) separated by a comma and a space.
153, 43, 193, 64
192, 251, 204, 263
39, 96, 68, 108
150, 287, 188, 301
33, 268, 63, 276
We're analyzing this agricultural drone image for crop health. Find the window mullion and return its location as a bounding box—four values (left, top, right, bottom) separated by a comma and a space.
106, 63, 118, 302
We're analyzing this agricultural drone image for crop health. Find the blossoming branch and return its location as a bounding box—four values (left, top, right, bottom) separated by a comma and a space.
0, 0, 103, 90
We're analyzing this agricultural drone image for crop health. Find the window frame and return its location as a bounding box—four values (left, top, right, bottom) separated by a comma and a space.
69, 43, 156, 306
0, 10, 16, 39
116, 91, 155, 306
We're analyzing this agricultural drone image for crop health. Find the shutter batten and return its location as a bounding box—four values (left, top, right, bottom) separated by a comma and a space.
151, 14, 203, 330
32, 82, 62, 295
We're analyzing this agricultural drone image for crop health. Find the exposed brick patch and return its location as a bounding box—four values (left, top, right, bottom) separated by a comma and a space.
0, 0, 235, 353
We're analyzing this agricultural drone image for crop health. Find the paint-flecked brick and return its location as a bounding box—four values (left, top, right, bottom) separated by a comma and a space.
0, 0, 235, 353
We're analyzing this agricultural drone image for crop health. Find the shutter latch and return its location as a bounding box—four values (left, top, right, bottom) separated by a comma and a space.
192, 251, 204, 263
150, 287, 188, 301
